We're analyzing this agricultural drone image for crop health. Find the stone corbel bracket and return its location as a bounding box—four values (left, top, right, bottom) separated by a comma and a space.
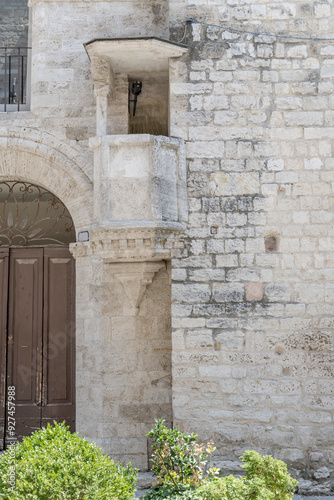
110, 261, 166, 315
70, 234, 170, 314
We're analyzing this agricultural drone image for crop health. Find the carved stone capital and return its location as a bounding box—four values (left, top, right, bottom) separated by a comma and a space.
89, 56, 114, 97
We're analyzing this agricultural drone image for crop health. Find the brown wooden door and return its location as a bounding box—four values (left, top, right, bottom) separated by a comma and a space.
6, 248, 43, 444
42, 248, 75, 431
0, 247, 75, 449
0, 248, 9, 450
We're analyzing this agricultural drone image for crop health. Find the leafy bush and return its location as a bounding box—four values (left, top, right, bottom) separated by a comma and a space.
0, 422, 137, 500
197, 454, 299, 500
143, 483, 198, 500
143, 420, 298, 500
241, 450, 298, 500
146, 419, 215, 488
197, 474, 274, 500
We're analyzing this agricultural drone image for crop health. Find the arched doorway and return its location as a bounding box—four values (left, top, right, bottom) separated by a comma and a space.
0, 181, 76, 450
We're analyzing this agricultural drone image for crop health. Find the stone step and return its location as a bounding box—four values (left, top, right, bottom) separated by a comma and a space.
135, 493, 334, 499
294, 497, 334, 500
135, 492, 334, 499
136, 472, 155, 490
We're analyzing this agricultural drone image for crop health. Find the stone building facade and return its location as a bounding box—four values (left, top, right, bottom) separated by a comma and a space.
0, 0, 334, 497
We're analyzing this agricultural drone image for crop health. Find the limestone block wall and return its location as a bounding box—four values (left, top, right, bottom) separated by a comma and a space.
74, 252, 172, 470
169, 1, 334, 495
0, 0, 29, 47
29, 0, 169, 121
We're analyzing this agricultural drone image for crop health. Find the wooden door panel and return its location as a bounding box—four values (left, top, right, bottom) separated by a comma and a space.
15, 418, 41, 438
6, 248, 43, 443
0, 249, 9, 450
1, 246, 75, 444
42, 248, 75, 430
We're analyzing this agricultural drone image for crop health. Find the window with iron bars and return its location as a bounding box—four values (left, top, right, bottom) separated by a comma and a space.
0, 46, 31, 112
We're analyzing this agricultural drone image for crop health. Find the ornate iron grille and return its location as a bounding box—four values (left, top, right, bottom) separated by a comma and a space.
0, 181, 75, 246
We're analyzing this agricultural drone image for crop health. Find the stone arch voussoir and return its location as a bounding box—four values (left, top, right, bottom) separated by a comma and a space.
0, 137, 93, 232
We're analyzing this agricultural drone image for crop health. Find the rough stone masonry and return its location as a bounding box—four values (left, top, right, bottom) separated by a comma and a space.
168, 1, 334, 496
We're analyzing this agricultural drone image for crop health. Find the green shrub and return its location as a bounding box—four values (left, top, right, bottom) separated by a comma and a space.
241, 450, 298, 500
186, 451, 298, 500
197, 474, 274, 500
0, 422, 137, 500
143, 483, 198, 500
143, 420, 298, 500
146, 419, 213, 488
143, 476, 274, 500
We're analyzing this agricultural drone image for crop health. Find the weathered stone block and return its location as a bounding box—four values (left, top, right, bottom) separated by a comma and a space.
213, 283, 244, 303
173, 284, 211, 303
246, 282, 264, 301
210, 173, 260, 196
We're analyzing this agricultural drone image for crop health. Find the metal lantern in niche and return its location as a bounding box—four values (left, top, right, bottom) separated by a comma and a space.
0, 181, 75, 246
128, 81, 142, 117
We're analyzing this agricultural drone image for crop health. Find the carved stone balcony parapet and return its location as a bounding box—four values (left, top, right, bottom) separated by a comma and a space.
87, 133, 187, 262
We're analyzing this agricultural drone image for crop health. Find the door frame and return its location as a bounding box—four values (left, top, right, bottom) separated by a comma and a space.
0, 246, 75, 450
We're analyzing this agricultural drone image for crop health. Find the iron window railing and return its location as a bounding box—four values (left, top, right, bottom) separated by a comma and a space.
0, 47, 31, 112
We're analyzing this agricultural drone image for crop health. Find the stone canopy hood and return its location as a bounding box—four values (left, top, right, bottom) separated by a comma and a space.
84, 37, 188, 74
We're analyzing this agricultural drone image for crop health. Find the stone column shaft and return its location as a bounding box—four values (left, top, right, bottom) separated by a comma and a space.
95, 87, 109, 136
